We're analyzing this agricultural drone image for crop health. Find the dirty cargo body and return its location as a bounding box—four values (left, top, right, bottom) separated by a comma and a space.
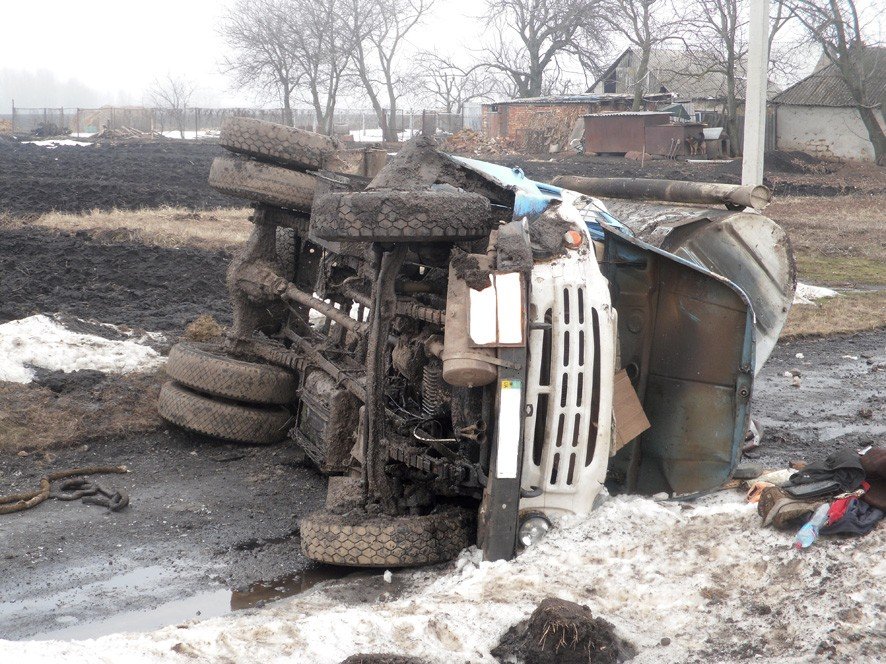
158, 118, 795, 567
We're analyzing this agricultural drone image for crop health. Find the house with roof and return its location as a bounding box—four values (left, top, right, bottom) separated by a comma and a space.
589, 48, 750, 114
772, 47, 885, 162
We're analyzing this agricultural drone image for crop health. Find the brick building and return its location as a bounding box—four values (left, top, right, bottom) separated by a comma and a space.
481, 93, 671, 152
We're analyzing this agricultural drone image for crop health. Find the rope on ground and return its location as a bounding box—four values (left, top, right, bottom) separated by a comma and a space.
0, 465, 129, 515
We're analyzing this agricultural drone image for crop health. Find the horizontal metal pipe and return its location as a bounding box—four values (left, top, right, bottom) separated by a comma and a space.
552, 176, 772, 211
341, 285, 445, 325
283, 285, 369, 335
283, 331, 367, 402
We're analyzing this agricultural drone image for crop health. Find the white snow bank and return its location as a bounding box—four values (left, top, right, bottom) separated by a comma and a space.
0, 314, 164, 383
349, 128, 419, 143
23, 139, 92, 148
793, 282, 839, 305
160, 130, 220, 140
3, 491, 883, 662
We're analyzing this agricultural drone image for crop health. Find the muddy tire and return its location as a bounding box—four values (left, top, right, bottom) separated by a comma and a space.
220, 116, 337, 171
209, 155, 315, 212
158, 381, 292, 444
276, 226, 297, 281
299, 506, 474, 567
310, 190, 491, 242
165, 342, 297, 405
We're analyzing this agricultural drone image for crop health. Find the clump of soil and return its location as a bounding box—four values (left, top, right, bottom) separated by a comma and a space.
0, 226, 231, 333
492, 597, 636, 664
182, 314, 225, 342
528, 205, 573, 259
450, 249, 492, 290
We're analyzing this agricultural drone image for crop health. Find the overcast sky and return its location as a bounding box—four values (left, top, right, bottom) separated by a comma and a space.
0, 0, 485, 108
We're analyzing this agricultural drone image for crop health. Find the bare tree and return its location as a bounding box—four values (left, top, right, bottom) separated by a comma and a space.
475, 0, 609, 99
221, 0, 302, 126
149, 74, 197, 139
786, 0, 885, 163
682, 0, 748, 152
415, 54, 497, 114
288, 0, 355, 134
346, 0, 433, 142
600, 0, 682, 109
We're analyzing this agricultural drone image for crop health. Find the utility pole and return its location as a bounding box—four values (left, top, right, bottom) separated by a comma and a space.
742, 0, 769, 185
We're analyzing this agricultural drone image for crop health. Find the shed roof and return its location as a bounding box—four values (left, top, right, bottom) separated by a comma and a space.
483, 92, 671, 107
772, 47, 886, 107
582, 111, 671, 117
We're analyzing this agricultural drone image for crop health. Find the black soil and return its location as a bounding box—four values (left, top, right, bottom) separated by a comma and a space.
0, 226, 231, 332
0, 139, 238, 216
479, 151, 874, 197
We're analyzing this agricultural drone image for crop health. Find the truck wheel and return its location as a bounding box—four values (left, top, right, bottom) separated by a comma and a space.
299, 506, 474, 567
209, 155, 315, 212
166, 342, 297, 405
220, 117, 338, 171
310, 190, 491, 242
158, 381, 292, 444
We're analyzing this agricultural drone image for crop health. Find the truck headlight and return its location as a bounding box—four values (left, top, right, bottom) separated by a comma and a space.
518, 514, 551, 548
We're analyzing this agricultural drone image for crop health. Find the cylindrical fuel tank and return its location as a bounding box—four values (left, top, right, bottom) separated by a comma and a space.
442, 256, 498, 388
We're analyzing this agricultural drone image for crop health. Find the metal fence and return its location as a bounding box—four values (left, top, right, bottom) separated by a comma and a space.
2, 103, 481, 140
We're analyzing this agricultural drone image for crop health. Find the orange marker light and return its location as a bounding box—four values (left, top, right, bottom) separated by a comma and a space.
564, 229, 583, 249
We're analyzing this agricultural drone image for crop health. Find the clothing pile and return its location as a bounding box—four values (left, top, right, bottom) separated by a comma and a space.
753, 447, 885, 545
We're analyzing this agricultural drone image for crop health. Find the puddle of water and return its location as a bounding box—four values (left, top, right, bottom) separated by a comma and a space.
31, 587, 231, 641
10, 563, 387, 642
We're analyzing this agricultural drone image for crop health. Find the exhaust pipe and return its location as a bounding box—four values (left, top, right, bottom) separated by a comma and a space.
552, 176, 772, 212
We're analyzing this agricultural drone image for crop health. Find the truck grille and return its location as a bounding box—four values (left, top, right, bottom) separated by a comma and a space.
521, 256, 614, 516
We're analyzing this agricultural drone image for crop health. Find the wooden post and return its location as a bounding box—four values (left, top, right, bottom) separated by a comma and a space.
11, 99, 15, 134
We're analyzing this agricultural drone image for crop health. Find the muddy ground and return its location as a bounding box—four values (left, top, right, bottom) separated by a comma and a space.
0, 139, 237, 216
0, 326, 880, 641
476, 151, 886, 198
0, 226, 231, 333
0, 431, 329, 640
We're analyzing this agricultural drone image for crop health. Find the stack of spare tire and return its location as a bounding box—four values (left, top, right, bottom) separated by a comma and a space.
157, 118, 339, 445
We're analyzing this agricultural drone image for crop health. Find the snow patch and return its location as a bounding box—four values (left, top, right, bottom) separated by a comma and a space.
3, 492, 882, 662
23, 139, 93, 148
160, 130, 220, 140
0, 314, 164, 384
349, 128, 419, 143
793, 282, 839, 305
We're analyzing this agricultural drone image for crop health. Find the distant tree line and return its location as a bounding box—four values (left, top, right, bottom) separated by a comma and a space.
217, 0, 884, 160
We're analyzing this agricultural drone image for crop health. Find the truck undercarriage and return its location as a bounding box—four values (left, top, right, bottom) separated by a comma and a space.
158, 118, 796, 567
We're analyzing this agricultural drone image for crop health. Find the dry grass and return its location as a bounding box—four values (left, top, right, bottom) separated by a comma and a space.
181, 314, 225, 342
782, 291, 886, 339
767, 195, 886, 265
795, 255, 886, 286
0, 206, 253, 252
768, 194, 886, 336
0, 370, 165, 452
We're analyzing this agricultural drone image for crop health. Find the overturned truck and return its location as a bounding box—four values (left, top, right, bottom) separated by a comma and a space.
158, 118, 795, 567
